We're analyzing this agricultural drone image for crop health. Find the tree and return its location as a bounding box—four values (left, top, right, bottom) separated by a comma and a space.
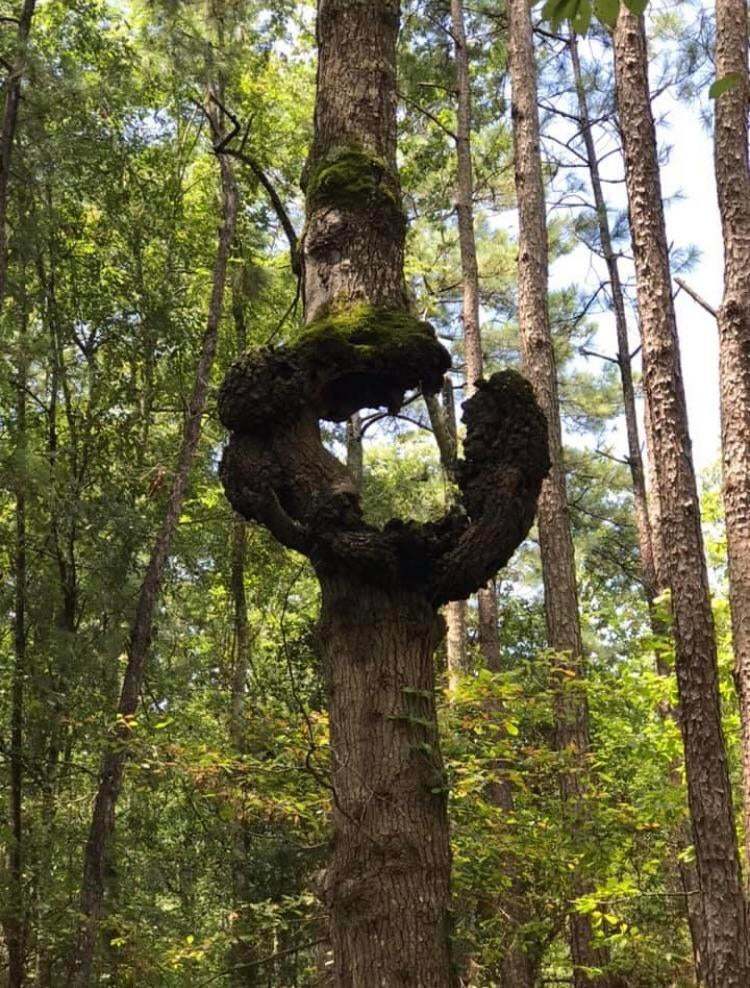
713, 0, 750, 875
67, 96, 239, 985
217, 0, 549, 981
0, 0, 36, 305
613, 6, 748, 984
506, 2, 615, 983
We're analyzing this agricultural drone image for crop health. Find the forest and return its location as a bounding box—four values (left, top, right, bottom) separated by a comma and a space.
1, 0, 750, 984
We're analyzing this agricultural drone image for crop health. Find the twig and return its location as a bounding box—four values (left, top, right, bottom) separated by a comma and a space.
674, 277, 718, 319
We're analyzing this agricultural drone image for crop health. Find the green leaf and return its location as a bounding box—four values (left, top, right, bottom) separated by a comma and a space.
709, 73, 742, 100
572, 0, 592, 34
594, 0, 620, 27
623, 0, 648, 14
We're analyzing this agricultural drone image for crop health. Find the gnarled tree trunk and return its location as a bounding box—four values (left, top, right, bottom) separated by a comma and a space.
218, 2, 549, 982
614, 7, 748, 985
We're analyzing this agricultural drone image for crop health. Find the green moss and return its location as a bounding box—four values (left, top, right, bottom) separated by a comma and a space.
305, 148, 403, 218
296, 303, 451, 421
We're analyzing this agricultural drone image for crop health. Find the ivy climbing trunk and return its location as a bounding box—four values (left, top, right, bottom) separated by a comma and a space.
66, 107, 238, 987
713, 0, 750, 878
218, 2, 549, 983
507, 3, 609, 984
613, 8, 749, 986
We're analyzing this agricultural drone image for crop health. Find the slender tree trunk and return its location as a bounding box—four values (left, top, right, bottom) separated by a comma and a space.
713, 0, 750, 880
570, 35, 707, 978
507, 3, 607, 983
613, 8, 748, 985
568, 33, 657, 610
0, 0, 36, 306
450, 0, 503, 676
7, 290, 29, 988
66, 116, 238, 987
219, 2, 548, 983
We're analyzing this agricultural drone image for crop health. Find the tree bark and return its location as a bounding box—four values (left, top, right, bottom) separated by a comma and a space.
713, 0, 750, 881
570, 34, 707, 978
568, 33, 657, 611
0, 0, 36, 306
66, 110, 238, 986
507, 2, 608, 983
218, 3, 549, 983
450, 0, 504, 677
613, 8, 749, 985
7, 287, 29, 988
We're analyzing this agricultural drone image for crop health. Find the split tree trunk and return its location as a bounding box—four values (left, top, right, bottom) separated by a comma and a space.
0, 0, 36, 306
218, 2, 549, 983
613, 7, 748, 985
713, 0, 750, 878
507, 2, 607, 983
66, 115, 238, 987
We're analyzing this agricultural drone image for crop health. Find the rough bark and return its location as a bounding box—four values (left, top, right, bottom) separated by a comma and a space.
570, 34, 707, 978
0, 0, 36, 306
507, 2, 607, 983
613, 8, 748, 985
569, 33, 657, 610
713, 0, 750, 879
66, 113, 238, 986
219, 3, 549, 982
450, 0, 504, 677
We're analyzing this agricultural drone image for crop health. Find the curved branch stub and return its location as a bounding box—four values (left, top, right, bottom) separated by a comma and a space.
219, 310, 549, 606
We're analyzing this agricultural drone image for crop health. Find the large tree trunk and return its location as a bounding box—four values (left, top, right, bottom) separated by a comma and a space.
218, 2, 549, 984
507, 3, 606, 983
613, 8, 749, 985
320, 581, 454, 982
0, 0, 36, 306
66, 110, 238, 986
713, 0, 750, 879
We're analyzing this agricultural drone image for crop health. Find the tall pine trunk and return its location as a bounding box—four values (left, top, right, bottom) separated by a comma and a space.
713, 0, 750, 877
7, 286, 29, 988
0, 0, 36, 306
66, 115, 238, 986
613, 8, 748, 985
218, 2, 549, 982
569, 34, 707, 979
507, 3, 608, 983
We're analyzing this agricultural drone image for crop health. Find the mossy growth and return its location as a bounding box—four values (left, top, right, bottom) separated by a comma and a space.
297, 303, 451, 421
305, 147, 404, 222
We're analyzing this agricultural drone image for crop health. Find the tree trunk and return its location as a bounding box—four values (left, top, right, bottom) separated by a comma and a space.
613, 8, 749, 985
450, 0, 504, 677
218, 3, 549, 984
0, 0, 36, 306
320, 581, 454, 983
568, 33, 657, 611
7, 287, 29, 988
66, 111, 238, 987
507, 2, 606, 983
713, 0, 750, 880
569, 33, 707, 979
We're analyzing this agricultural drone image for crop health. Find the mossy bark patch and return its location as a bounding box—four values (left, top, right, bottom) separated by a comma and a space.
305, 149, 404, 224
218, 305, 451, 430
